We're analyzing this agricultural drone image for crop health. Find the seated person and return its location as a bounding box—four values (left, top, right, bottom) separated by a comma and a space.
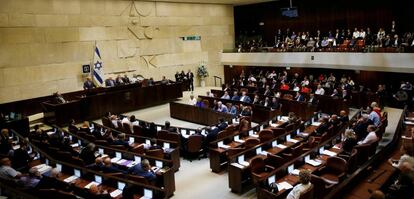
160, 76, 170, 85
280, 83, 290, 90
385, 162, 414, 199
240, 106, 252, 117
37, 168, 71, 191
127, 159, 157, 182
339, 110, 349, 123
83, 77, 96, 90
314, 117, 330, 136
358, 125, 378, 145
287, 169, 312, 199
18, 167, 41, 189
270, 97, 280, 110
11, 141, 31, 171
115, 75, 124, 86
388, 145, 414, 168
105, 77, 116, 87
195, 97, 205, 108
231, 91, 240, 101
353, 114, 371, 140
79, 121, 91, 133
89, 184, 111, 199
86, 157, 104, 171
239, 91, 251, 103
188, 95, 197, 106
294, 92, 305, 102
80, 143, 97, 166
216, 101, 228, 113
102, 157, 124, 174
0, 157, 22, 182
252, 95, 261, 105
307, 93, 319, 106
261, 97, 271, 107
163, 121, 177, 133
341, 129, 357, 155
112, 133, 131, 149
329, 114, 340, 127
228, 103, 238, 115
221, 91, 231, 100
68, 119, 79, 133
52, 92, 66, 104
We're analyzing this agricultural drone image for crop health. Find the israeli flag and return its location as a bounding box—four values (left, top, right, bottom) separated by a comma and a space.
93, 45, 104, 87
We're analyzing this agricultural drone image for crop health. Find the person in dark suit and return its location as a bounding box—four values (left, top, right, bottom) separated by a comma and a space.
187, 70, 194, 91
163, 121, 177, 134
60, 137, 78, 157
0, 129, 12, 155
102, 157, 124, 174
307, 94, 319, 107
68, 119, 78, 133
36, 168, 71, 192
352, 114, 371, 141
294, 92, 305, 102
83, 77, 96, 90
314, 117, 330, 136
339, 110, 349, 123
231, 91, 240, 101
11, 141, 31, 171
127, 159, 157, 182
112, 133, 131, 149
52, 92, 66, 104
105, 77, 116, 87
79, 143, 96, 165
217, 118, 228, 131
270, 97, 280, 110
341, 129, 357, 155
263, 85, 273, 96
239, 91, 251, 103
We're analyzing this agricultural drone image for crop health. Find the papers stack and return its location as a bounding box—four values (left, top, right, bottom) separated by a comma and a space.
63, 175, 79, 183
322, 150, 337, 157
111, 157, 121, 163
290, 169, 300, 176
311, 122, 321, 126
230, 162, 245, 169
250, 134, 259, 138
126, 161, 139, 168
288, 139, 299, 143
306, 159, 322, 167
277, 181, 293, 190
404, 121, 414, 125
110, 189, 123, 198
70, 143, 79, 148
276, 144, 287, 149
239, 161, 250, 167
259, 151, 269, 156
235, 139, 245, 143
84, 181, 100, 189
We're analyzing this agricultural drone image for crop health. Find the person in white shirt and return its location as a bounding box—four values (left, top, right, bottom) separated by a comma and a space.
188, 95, 197, 106
388, 145, 414, 168
268, 71, 277, 79
221, 91, 231, 100
287, 169, 312, 199
0, 157, 22, 182
121, 116, 131, 125
359, 28, 366, 39
130, 115, 139, 126
110, 115, 119, 128
358, 125, 378, 145
353, 28, 360, 39
248, 75, 257, 82
301, 76, 310, 87
206, 91, 214, 97
293, 83, 300, 92
315, 85, 325, 95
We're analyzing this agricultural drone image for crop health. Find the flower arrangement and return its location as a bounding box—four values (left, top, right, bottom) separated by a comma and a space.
197, 64, 209, 78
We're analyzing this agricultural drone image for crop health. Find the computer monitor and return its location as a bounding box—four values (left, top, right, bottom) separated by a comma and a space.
143, 188, 153, 198
129, 137, 135, 143
145, 139, 151, 145
115, 152, 122, 159
78, 139, 81, 145
260, 125, 264, 131
305, 155, 311, 162
95, 175, 102, 184
296, 129, 300, 134
268, 175, 276, 185
180, 129, 186, 134
238, 155, 245, 163
28, 146, 33, 154
288, 164, 294, 174
256, 147, 262, 155
272, 140, 277, 147
190, 130, 195, 134
286, 134, 291, 141
163, 142, 170, 149
201, 129, 206, 135
45, 159, 49, 165
249, 130, 254, 136
74, 169, 81, 177
218, 141, 223, 147
69, 135, 73, 141
234, 135, 240, 141
155, 160, 163, 168
118, 181, 126, 190
319, 146, 324, 154
98, 148, 104, 154
56, 163, 62, 172
134, 156, 141, 162
156, 126, 161, 131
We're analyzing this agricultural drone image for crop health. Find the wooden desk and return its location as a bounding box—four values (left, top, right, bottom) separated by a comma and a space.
169, 102, 233, 126
42, 83, 183, 126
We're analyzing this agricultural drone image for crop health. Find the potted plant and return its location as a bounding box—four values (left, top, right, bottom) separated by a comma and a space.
197, 63, 208, 87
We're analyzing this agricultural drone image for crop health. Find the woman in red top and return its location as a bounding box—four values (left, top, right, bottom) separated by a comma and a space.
280, 83, 290, 90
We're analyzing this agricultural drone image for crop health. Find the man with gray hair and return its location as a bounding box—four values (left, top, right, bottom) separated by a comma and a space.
358, 125, 378, 145
127, 159, 156, 181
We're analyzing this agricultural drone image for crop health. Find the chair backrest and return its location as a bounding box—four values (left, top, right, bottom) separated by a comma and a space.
227, 148, 245, 158
123, 123, 133, 134
245, 138, 260, 148
127, 174, 149, 184
368, 140, 379, 156
250, 157, 265, 174
68, 157, 85, 166
101, 117, 111, 128
216, 130, 228, 140
110, 145, 127, 150
354, 143, 370, 165
165, 133, 181, 145
117, 121, 124, 131
326, 156, 347, 173
187, 134, 203, 153
157, 130, 170, 140
299, 184, 314, 199
225, 125, 236, 134
266, 153, 284, 168
306, 136, 316, 148
271, 128, 286, 137
95, 139, 108, 146
56, 151, 72, 161
310, 174, 328, 199
131, 144, 145, 154
85, 134, 96, 142
285, 123, 295, 133
347, 149, 358, 173
258, 129, 274, 143
292, 143, 304, 156
133, 125, 144, 136
146, 149, 164, 159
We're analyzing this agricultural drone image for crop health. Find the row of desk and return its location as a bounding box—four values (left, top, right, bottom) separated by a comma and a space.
42, 83, 183, 126
169, 102, 234, 126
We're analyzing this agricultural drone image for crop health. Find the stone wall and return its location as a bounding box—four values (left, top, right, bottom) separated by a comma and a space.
0, 0, 234, 103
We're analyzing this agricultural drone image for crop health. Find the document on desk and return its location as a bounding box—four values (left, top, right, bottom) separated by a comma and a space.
277, 181, 293, 190
259, 151, 269, 156
404, 121, 414, 125
290, 169, 300, 176
299, 133, 309, 137
405, 117, 414, 121
322, 150, 337, 157
12, 145, 20, 150
127, 161, 138, 168
63, 175, 79, 183
276, 144, 287, 149
333, 145, 341, 149
270, 123, 279, 127
305, 159, 322, 167
288, 139, 299, 143
70, 143, 79, 148
110, 189, 123, 198
111, 157, 121, 163
311, 122, 321, 126
84, 181, 100, 189
117, 159, 127, 165
250, 134, 259, 138
240, 161, 250, 167
219, 145, 230, 149
235, 139, 245, 143
231, 163, 245, 169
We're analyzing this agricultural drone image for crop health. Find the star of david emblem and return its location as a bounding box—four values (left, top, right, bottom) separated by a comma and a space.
94, 61, 102, 69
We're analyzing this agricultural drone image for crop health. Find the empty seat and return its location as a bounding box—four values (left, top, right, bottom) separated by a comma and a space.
146, 149, 164, 159
250, 156, 275, 184
315, 156, 347, 185
245, 138, 260, 148
258, 129, 274, 143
